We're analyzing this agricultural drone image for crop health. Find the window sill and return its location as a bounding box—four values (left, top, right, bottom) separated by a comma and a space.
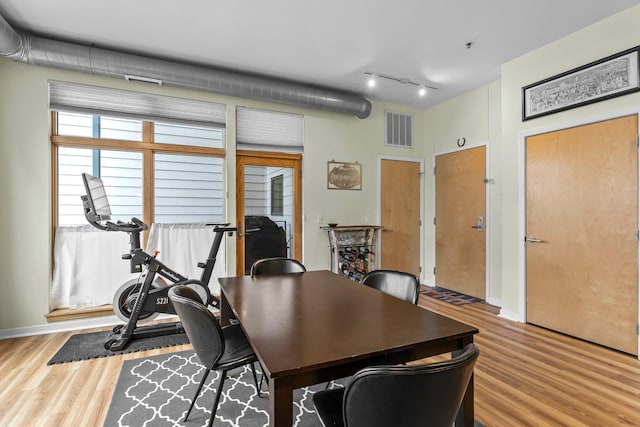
45, 305, 114, 323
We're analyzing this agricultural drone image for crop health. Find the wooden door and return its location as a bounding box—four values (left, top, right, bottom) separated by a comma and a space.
526, 115, 638, 355
380, 159, 421, 278
435, 146, 486, 299
236, 151, 302, 275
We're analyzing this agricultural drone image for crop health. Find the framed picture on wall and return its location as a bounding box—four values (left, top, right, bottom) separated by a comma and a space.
327, 161, 362, 190
522, 46, 640, 121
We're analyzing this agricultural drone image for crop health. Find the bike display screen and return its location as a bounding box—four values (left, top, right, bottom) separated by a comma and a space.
82, 173, 112, 220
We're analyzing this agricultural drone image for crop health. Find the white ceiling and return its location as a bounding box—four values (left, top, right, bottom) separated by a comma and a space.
1, 0, 639, 109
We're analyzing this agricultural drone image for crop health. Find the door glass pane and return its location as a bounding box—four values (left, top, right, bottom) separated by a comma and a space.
244, 165, 294, 274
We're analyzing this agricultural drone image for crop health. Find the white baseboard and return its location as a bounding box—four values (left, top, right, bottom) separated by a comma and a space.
0, 313, 179, 340
486, 296, 502, 308
498, 309, 524, 323
0, 316, 121, 340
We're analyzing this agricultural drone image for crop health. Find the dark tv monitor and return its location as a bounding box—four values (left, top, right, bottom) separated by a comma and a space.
82, 173, 112, 222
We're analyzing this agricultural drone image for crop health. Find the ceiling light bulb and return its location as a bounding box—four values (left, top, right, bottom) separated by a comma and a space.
418, 85, 427, 97
367, 74, 377, 88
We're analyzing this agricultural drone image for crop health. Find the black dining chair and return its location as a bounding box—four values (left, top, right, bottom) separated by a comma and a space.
361, 269, 420, 304
168, 285, 262, 427
250, 256, 306, 390
313, 343, 480, 427
250, 257, 307, 276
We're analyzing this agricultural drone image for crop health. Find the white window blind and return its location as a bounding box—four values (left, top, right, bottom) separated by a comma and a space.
236, 107, 303, 153
49, 80, 227, 128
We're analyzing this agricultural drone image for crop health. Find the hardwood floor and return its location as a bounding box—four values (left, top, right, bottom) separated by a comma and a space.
1, 295, 640, 426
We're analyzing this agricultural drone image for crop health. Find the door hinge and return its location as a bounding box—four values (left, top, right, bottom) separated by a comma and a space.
433, 166, 436, 175
636, 230, 639, 242
433, 217, 436, 226
636, 135, 639, 147
433, 267, 436, 275
636, 324, 639, 336
419, 266, 422, 272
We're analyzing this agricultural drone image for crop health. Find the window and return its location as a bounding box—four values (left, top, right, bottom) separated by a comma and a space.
54, 111, 225, 226
154, 122, 223, 148
50, 82, 230, 310
57, 146, 142, 225
154, 153, 224, 223
51, 104, 227, 310
270, 174, 284, 216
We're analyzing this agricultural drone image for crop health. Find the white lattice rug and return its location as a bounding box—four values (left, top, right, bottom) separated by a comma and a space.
104, 350, 344, 427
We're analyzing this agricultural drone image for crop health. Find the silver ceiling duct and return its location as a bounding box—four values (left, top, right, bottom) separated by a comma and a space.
0, 14, 371, 119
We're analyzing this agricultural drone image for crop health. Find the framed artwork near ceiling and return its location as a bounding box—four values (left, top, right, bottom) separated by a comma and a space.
522, 46, 640, 121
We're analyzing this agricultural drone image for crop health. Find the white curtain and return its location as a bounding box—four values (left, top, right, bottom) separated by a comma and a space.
51, 223, 227, 310
51, 225, 137, 309
146, 223, 226, 294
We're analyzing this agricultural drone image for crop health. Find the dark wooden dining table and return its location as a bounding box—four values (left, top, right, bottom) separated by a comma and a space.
218, 269, 479, 427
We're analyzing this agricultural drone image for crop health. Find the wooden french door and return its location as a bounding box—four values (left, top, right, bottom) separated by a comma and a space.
434, 146, 486, 299
380, 159, 422, 279
526, 115, 638, 355
236, 151, 302, 275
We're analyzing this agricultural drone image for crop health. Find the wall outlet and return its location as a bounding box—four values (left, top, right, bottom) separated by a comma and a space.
317, 215, 323, 224
365, 214, 371, 223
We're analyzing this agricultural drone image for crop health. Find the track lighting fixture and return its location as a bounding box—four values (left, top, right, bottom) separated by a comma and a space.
364, 71, 437, 98
367, 73, 377, 88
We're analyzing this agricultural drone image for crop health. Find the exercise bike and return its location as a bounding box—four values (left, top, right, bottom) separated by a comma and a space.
81, 173, 236, 351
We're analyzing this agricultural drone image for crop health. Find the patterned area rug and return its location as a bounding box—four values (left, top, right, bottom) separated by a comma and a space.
103, 350, 346, 427
421, 286, 483, 305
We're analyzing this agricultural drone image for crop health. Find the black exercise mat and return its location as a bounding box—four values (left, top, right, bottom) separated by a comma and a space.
47, 329, 190, 365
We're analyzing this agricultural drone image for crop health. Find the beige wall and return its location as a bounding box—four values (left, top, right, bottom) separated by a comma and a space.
2, 3, 640, 332
424, 80, 502, 306
419, 3, 640, 317
0, 58, 426, 330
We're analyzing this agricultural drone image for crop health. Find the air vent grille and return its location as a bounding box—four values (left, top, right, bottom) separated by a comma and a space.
385, 111, 413, 148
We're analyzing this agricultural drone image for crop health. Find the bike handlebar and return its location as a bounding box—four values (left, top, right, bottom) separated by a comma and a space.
104, 217, 149, 233
207, 223, 238, 233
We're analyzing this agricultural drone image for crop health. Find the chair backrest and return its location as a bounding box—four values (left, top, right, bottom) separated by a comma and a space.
343, 343, 479, 427
168, 285, 224, 369
361, 269, 420, 304
250, 257, 306, 276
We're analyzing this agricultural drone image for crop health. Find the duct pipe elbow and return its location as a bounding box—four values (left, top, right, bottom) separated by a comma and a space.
0, 14, 26, 61
356, 99, 372, 119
